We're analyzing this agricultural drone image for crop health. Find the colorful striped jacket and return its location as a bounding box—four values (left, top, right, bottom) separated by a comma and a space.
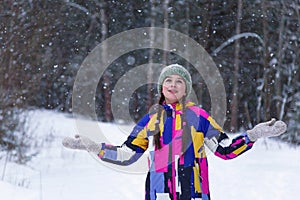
98, 101, 254, 200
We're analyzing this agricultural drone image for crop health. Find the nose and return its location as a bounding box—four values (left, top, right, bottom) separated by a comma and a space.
170, 80, 176, 87
171, 80, 176, 87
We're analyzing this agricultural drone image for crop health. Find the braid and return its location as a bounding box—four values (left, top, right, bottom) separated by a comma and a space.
153, 94, 165, 150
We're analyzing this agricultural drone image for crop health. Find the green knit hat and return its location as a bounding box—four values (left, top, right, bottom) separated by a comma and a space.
157, 64, 192, 97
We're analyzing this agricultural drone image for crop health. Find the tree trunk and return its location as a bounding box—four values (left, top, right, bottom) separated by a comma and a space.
147, 0, 156, 109
200, 1, 213, 49
163, 0, 169, 65
230, 0, 242, 132
274, 2, 285, 119
261, 0, 271, 121
100, 2, 112, 121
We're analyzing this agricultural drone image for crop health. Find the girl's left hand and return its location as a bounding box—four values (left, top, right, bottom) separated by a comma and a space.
246, 118, 287, 141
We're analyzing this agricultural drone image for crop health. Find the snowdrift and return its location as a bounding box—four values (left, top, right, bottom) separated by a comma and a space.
1, 109, 299, 200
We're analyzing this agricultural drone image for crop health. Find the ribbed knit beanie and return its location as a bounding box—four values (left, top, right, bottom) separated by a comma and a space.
157, 64, 192, 97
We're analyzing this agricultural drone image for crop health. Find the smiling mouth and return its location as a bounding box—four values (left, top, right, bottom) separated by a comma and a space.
168, 89, 177, 94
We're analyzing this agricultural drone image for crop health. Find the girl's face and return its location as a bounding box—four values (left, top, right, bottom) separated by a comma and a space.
162, 74, 186, 104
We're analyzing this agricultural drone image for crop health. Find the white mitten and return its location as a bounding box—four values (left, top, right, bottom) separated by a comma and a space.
62, 135, 102, 154
247, 118, 287, 142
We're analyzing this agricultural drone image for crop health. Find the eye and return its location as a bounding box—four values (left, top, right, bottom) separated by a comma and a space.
164, 78, 172, 83
176, 79, 184, 84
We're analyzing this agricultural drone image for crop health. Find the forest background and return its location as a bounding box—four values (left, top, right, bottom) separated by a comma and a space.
0, 0, 299, 163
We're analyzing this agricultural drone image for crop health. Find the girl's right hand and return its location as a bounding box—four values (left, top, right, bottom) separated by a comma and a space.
62, 135, 102, 154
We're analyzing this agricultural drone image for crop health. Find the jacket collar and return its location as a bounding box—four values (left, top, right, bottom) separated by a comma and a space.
163, 101, 195, 111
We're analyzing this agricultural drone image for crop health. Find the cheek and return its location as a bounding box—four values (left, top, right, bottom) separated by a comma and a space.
162, 85, 168, 92
162, 85, 170, 96
179, 85, 186, 93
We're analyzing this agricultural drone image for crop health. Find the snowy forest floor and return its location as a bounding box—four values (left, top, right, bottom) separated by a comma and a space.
1, 109, 300, 200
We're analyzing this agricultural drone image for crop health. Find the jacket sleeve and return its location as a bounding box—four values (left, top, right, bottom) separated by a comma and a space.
98, 114, 150, 166
195, 108, 255, 160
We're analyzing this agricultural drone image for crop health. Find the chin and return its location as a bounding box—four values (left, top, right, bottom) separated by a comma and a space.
165, 98, 179, 104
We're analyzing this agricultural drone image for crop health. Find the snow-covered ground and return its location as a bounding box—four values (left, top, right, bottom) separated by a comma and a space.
1, 109, 299, 200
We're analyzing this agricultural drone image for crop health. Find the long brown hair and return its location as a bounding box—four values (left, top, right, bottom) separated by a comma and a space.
153, 93, 165, 150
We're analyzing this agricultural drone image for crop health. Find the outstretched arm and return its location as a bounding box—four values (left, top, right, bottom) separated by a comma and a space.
205, 132, 255, 160
62, 114, 151, 166
203, 117, 287, 160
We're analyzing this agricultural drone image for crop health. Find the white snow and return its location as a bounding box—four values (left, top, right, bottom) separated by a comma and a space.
1, 109, 299, 200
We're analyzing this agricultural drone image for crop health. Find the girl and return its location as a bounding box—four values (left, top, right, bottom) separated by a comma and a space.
63, 64, 287, 200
